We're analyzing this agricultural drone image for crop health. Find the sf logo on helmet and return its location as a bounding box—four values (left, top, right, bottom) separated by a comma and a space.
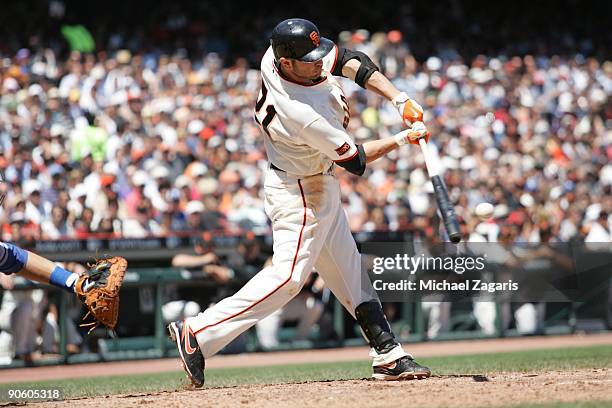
309, 31, 320, 46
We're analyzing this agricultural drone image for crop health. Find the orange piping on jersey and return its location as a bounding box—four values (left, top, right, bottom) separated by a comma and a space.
333, 149, 359, 163
273, 61, 328, 87
329, 45, 339, 74
192, 179, 308, 336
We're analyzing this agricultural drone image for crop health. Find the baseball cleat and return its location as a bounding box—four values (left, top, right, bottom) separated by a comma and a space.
372, 356, 431, 381
168, 320, 205, 387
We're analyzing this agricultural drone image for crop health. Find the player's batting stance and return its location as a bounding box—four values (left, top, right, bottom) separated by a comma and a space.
169, 18, 431, 386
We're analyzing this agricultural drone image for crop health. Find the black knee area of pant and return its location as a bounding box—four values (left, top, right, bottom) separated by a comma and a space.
355, 300, 398, 354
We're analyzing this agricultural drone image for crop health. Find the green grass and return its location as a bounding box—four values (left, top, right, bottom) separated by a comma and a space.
0, 345, 610, 401
426, 344, 612, 375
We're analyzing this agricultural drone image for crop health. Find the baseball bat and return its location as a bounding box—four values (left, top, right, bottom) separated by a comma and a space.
0, 169, 5, 207
418, 137, 462, 243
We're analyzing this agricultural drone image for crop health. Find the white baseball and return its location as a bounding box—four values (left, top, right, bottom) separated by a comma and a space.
475, 203, 494, 221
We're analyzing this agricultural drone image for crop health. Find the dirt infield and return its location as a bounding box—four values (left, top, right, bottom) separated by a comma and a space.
2, 332, 611, 383
2, 334, 612, 407
37, 368, 612, 408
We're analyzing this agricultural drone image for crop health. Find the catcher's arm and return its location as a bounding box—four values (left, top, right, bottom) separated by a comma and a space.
75, 256, 127, 334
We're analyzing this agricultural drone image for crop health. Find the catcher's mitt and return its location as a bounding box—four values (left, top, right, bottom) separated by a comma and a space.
75, 256, 128, 334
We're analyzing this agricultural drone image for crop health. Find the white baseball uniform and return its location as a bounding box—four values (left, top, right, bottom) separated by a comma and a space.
187, 45, 408, 366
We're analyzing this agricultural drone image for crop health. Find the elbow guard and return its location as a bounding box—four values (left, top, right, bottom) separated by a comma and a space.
334, 48, 379, 88
335, 144, 366, 176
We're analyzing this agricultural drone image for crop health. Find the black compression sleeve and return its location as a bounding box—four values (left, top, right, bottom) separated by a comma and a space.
335, 145, 366, 176
333, 48, 379, 88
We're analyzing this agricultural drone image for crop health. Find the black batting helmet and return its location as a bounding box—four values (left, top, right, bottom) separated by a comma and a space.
270, 18, 334, 63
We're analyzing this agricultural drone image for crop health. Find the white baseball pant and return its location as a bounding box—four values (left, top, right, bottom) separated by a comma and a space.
187, 167, 408, 365
256, 293, 324, 349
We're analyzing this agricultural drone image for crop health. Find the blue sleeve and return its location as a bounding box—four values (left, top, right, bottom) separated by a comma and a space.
0, 242, 29, 275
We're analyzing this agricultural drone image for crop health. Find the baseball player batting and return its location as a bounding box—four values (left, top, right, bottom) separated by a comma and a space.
168, 18, 431, 386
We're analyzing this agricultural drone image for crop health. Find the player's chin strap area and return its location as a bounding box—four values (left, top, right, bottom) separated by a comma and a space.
355, 300, 399, 354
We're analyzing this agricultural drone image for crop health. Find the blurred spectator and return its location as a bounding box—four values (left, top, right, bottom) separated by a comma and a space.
69, 112, 108, 162
184, 201, 206, 231
41, 206, 72, 239
122, 199, 161, 238
585, 211, 611, 242
74, 207, 94, 238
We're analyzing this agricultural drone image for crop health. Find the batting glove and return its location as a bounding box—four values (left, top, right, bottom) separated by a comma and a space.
394, 121, 430, 146
391, 92, 424, 126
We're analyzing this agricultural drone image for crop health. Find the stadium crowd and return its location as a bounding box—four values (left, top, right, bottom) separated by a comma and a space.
0, 0, 610, 364
0, 1, 610, 247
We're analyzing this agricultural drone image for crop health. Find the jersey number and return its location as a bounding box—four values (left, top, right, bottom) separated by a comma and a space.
340, 94, 350, 129
254, 81, 277, 136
